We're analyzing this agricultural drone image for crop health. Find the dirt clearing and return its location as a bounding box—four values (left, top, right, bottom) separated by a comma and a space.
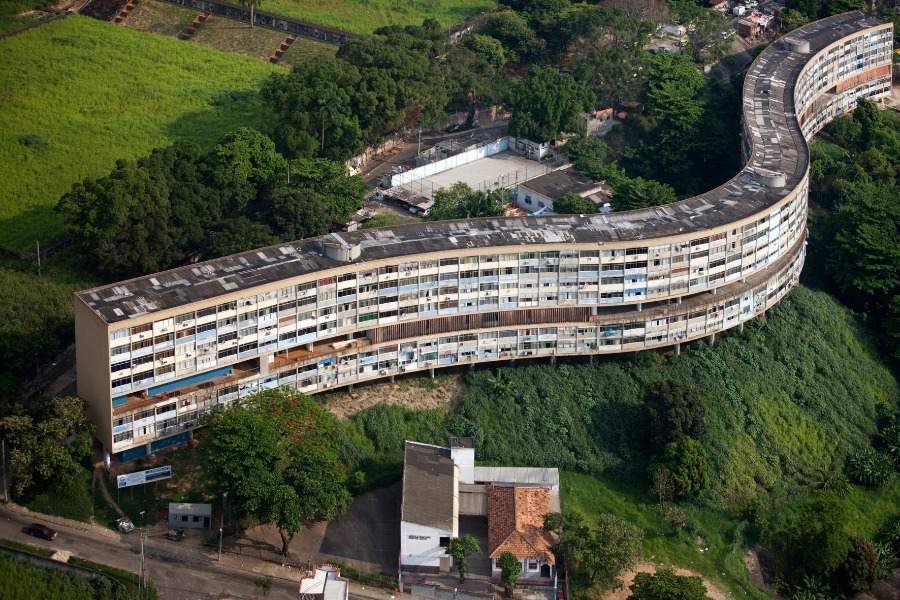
323, 374, 465, 420
602, 562, 732, 600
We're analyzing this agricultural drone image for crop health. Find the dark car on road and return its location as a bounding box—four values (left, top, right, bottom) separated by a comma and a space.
24, 523, 57, 541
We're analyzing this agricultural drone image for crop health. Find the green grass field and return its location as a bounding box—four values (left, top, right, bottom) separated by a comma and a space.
0, 15, 280, 252
259, 0, 495, 34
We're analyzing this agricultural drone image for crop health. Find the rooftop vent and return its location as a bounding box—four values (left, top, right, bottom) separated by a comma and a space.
783, 37, 809, 53
752, 167, 786, 188
321, 233, 361, 263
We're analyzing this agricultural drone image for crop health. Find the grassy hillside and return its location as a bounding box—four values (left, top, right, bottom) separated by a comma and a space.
0, 15, 280, 251
338, 285, 899, 594
444, 286, 898, 503
258, 0, 495, 34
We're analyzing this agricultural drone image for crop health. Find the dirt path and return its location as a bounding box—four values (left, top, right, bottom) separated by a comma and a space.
602, 562, 732, 600
92, 466, 126, 520
323, 375, 466, 420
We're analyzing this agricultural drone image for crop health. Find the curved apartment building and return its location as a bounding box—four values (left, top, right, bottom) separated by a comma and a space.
74, 11, 893, 461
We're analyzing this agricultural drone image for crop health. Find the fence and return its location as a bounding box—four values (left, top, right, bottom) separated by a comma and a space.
395, 155, 565, 201
391, 137, 509, 187
157, 0, 357, 44
410, 584, 493, 600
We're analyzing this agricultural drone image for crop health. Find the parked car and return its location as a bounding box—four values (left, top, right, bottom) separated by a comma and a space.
116, 518, 135, 533
25, 523, 57, 541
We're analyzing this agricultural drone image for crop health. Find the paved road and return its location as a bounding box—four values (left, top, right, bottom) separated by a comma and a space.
0, 503, 304, 599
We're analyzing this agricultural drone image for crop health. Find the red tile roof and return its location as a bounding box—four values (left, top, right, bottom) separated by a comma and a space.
487, 486, 555, 563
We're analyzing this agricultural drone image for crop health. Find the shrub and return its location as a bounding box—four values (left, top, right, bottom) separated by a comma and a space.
848, 448, 895, 487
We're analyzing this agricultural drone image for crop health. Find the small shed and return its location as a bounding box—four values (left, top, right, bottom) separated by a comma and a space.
168, 503, 212, 529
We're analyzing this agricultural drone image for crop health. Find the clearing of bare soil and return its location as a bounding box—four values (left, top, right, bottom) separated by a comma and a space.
323, 374, 465, 420
602, 562, 732, 600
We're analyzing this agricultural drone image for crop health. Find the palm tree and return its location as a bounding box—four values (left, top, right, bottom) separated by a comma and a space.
241, 0, 261, 27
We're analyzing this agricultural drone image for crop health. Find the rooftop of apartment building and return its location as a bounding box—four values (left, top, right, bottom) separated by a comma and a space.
401, 441, 457, 530
75, 11, 889, 326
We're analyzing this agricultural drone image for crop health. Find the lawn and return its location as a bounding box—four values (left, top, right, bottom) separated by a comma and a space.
0, 15, 280, 252
257, 0, 495, 34
0, 0, 54, 34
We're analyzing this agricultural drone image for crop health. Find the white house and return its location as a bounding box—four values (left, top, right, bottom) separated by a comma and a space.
399, 441, 459, 573
513, 166, 609, 214
299, 565, 349, 600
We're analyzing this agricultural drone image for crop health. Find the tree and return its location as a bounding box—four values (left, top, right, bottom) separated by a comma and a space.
254, 576, 273, 597
498, 551, 521, 596
0, 396, 94, 496
553, 192, 597, 215
480, 11, 546, 64
683, 10, 730, 65
505, 66, 595, 142
56, 154, 180, 278
272, 158, 369, 229
628, 568, 711, 600
612, 177, 677, 211
651, 437, 708, 498
588, 513, 644, 591
447, 534, 481, 583
427, 182, 506, 221
835, 538, 879, 597
463, 34, 507, 69
202, 128, 286, 213
204, 389, 352, 556
576, 46, 649, 110
644, 379, 708, 453
778, 9, 810, 31
544, 512, 643, 592
260, 59, 365, 161
566, 135, 625, 183
777, 491, 852, 578
650, 465, 675, 505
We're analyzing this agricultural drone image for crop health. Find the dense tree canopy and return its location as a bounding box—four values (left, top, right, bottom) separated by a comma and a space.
651, 437, 709, 498
505, 66, 594, 142
0, 396, 93, 496
628, 568, 711, 600
204, 389, 352, 555
544, 512, 643, 592
810, 99, 900, 362
56, 131, 367, 280
426, 182, 506, 221
553, 192, 597, 215
644, 379, 708, 453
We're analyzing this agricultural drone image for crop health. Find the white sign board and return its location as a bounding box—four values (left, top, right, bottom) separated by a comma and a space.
117, 465, 172, 489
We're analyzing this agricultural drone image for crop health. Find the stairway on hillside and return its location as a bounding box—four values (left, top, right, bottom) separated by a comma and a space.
269, 35, 297, 64
178, 12, 209, 41
112, 0, 140, 24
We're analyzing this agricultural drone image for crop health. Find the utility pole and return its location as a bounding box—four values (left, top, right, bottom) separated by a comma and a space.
139, 529, 146, 600
1, 440, 7, 502
218, 517, 223, 561
36, 240, 41, 277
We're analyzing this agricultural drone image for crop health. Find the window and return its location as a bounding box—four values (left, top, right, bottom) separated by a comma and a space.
528, 561, 539, 571
196, 307, 216, 319
439, 537, 450, 548
110, 328, 130, 341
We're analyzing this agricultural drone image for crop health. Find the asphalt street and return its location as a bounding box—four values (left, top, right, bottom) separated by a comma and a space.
0, 503, 333, 599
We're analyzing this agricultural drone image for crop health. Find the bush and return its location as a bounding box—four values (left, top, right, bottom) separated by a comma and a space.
848, 448, 895, 487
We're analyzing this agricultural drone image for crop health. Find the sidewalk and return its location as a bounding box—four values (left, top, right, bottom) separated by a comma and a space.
1, 500, 121, 541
